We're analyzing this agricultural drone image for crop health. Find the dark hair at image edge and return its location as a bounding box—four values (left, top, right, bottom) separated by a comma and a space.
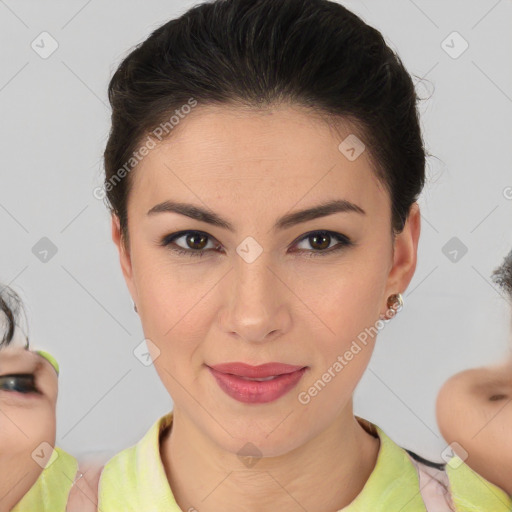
0, 285, 27, 348
491, 248, 512, 301
103, 0, 431, 248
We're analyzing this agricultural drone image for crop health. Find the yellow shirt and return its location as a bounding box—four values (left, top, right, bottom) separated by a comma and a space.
10, 446, 78, 512
98, 412, 512, 511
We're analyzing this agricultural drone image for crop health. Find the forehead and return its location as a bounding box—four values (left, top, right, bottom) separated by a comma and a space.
129, 104, 388, 219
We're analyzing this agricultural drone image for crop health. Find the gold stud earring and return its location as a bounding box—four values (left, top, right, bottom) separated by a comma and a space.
380, 292, 403, 320
387, 292, 403, 312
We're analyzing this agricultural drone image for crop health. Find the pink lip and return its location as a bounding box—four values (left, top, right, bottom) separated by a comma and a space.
207, 362, 308, 404
208, 362, 305, 378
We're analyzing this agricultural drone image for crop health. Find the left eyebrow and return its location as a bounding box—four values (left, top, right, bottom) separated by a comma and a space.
147, 198, 366, 233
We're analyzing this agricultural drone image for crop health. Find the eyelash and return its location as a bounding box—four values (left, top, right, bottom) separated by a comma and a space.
159, 230, 354, 258
0, 374, 41, 395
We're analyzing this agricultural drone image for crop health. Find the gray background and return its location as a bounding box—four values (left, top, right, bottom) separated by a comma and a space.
1, 0, 511, 463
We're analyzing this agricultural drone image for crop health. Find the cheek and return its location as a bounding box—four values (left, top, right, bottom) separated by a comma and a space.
436, 382, 509, 465
142, 280, 209, 391
296, 275, 384, 413
462, 403, 512, 494
0, 405, 56, 506
436, 379, 472, 441
494, 408, 512, 475
139, 277, 211, 357
477, 401, 512, 446
2, 404, 57, 450
313, 266, 386, 350
135, 250, 213, 336
134, 259, 226, 399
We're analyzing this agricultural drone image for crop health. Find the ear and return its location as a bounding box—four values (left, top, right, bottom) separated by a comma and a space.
381, 202, 421, 316
111, 214, 139, 307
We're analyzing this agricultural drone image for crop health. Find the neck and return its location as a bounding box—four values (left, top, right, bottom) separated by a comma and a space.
160, 405, 380, 512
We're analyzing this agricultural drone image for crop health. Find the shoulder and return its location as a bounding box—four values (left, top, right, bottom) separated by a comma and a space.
406, 448, 512, 512
360, 418, 511, 512
99, 413, 167, 485
98, 441, 139, 494
350, 418, 431, 511
97, 412, 176, 511
444, 455, 512, 512
11, 447, 78, 512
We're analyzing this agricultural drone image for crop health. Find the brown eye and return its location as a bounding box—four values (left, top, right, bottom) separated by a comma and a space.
185, 232, 209, 250
308, 232, 331, 250
161, 230, 218, 258
294, 230, 354, 257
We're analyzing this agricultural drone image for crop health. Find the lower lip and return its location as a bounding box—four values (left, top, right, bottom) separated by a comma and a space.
207, 366, 307, 404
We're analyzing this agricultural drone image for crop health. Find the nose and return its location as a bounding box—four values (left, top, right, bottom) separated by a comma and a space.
219, 256, 292, 343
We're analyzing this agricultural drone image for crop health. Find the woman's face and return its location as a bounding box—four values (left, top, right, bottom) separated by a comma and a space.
112, 104, 420, 456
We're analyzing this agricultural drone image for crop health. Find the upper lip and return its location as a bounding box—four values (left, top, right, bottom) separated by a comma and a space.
208, 362, 306, 378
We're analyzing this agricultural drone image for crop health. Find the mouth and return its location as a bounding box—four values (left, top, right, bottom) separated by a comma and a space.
206, 362, 308, 404
208, 361, 306, 378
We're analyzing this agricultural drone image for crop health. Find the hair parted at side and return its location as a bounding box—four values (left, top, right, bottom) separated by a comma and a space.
103, 0, 428, 248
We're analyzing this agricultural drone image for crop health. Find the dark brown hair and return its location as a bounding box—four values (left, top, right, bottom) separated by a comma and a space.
0, 285, 26, 348
491, 248, 512, 301
103, 0, 428, 248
